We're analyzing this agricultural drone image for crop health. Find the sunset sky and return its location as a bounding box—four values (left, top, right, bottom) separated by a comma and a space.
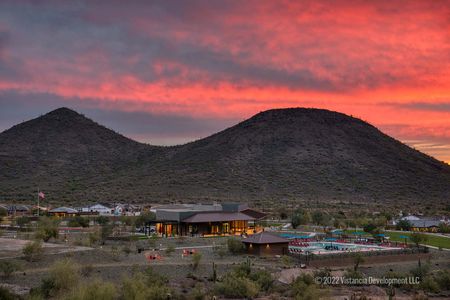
0, 1, 449, 163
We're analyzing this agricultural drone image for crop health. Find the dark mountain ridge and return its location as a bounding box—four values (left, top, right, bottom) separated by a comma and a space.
0, 107, 449, 205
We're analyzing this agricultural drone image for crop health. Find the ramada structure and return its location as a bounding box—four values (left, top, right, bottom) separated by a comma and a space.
150, 203, 266, 236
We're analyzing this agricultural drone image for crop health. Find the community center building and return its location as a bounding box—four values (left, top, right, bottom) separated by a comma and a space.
149, 203, 266, 236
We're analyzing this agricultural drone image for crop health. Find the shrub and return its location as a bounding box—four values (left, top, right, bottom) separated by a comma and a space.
192, 252, 202, 271
410, 259, 430, 280
215, 274, 259, 299
188, 283, 206, 300
165, 245, 175, 256
47, 258, 80, 294
0, 260, 21, 278
22, 240, 43, 262
65, 279, 117, 300
100, 224, 113, 244
95, 216, 109, 226
281, 255, 293, 268
35, 217, 59, 242
67, 216, 89, 228
420, 276, 440, 293
121, 270, 171, 300
0, 287, 19, 300
227, 237, 244, 254
250, 269, 273, 292
435, 270, 450, 290
291, 274, 325, 300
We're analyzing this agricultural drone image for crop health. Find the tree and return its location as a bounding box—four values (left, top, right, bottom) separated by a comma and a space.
100, 224, 113, 244
312, 211, 325, 226
95, 216, 109, 226
36, 217, 59, 242
410, 232, 427, 248
22, 240, 43, 262
67, 216, 89, 228
353, 253, 365, 272
291, 209, 309, 229
363, 222, 377, 233
396, 219, 411, 231
135, 211, 156, 228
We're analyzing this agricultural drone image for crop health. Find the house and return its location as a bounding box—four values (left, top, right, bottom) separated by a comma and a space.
149, 203, 265, 237
242, 231, 289, 256
409, 219, 441, 233
8, 205, 31, 216
83, 204, 113, 216
48, 207, 78, 217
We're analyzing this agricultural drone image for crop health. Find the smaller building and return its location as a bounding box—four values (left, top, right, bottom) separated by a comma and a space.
49, 207, 78, 217
242, 232, 289, 256
82, 204, 113, 216
8, 205, 31, 216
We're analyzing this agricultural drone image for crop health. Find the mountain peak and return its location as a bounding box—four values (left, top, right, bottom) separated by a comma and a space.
46, 107, 80, 116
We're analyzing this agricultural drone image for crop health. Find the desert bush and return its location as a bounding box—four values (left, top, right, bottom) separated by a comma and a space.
0, 260, 21, 278
434, 270, 450, 290
188, 283, 206, 300
165, 244, 175, 256
121, 269, 171, 300
291, 274, 326, 300
215, 273, 259, 299
227, 237, 244, 254
192, 252, 202, 271
281, 255, 293, 268
22, 240, 43, 262
0, 287, 20, 300
67, 216, 89, 228
47, 258, 80, 294
420, 276, 440, 293
81, 264, 94, 277
100, 224, 113, 244
410, 260, 430, 280
35, 217, 59, 242
95, 216, 109, 226
65, 279, 117, 300
250, 269, 273, 292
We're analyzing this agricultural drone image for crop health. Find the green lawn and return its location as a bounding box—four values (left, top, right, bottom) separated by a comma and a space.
385, 231, 450, 249
341, 230, 450, 249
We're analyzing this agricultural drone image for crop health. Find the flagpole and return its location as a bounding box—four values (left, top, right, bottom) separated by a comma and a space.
37, 188, 40, 217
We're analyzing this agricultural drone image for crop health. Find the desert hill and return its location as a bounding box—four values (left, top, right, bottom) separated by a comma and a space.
0, 107, 449, 205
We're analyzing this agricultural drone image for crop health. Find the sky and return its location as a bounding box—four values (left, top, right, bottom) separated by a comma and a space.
0, 0, 449, 163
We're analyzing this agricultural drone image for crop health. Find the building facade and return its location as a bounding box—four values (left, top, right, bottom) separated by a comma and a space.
149, 203, 265, 237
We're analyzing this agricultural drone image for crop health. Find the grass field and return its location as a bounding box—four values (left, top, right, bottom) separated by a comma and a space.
342, 230, 450, 249
385, 231, 450, 249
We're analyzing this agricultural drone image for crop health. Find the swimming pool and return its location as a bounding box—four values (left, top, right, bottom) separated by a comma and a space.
289, 242, 400, 255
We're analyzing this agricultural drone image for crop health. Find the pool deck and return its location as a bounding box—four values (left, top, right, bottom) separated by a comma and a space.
289, 242, 402, 255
